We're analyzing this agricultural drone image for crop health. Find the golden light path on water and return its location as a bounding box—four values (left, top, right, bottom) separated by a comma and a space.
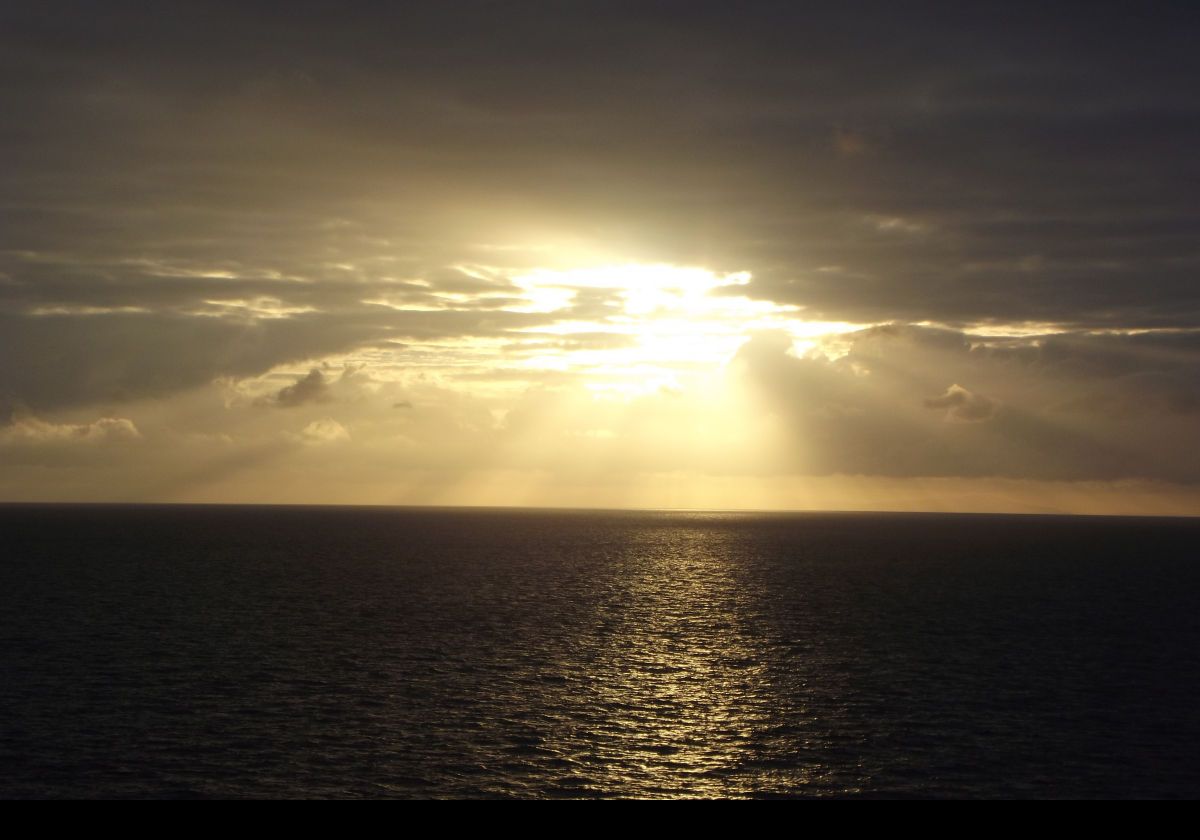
529, 517, 839, 797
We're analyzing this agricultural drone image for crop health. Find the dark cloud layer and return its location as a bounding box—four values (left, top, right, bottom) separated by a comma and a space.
4, 4, 1198, 331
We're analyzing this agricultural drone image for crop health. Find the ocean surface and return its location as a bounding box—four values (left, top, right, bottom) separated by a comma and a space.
1, 504, 1198, 799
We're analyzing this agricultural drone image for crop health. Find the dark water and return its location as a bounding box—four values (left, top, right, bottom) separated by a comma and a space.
2, 504, 1199, 798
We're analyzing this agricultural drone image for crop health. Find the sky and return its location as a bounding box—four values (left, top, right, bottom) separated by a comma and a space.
2, 2, 1199, 514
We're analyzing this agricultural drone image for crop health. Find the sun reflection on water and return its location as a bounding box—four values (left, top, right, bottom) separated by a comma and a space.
534, 517, 840, 798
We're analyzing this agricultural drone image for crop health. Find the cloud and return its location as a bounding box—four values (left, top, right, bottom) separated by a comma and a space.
732, 324, 1200, 482
0, 414, 140, 445
0, 301, 556, 411
924, 384, 997, 422
260, 368, 330, 408
297, 418, 349, 445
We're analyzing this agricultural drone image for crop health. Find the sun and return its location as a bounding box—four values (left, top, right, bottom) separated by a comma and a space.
500, 263, 858, 395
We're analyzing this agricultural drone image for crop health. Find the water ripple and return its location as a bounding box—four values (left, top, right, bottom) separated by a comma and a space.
2, 505, 1199, 798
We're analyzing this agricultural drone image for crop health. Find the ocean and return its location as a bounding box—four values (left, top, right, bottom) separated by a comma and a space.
1, 504, 1198, 798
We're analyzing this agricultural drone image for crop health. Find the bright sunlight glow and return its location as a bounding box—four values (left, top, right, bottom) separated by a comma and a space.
503, 264, 859, 394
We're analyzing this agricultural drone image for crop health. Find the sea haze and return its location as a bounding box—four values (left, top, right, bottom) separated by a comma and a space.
1, 504, 1198, 799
